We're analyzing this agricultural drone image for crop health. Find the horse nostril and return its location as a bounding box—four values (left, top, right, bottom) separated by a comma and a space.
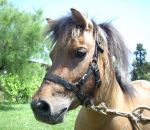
31, 100, 51, 114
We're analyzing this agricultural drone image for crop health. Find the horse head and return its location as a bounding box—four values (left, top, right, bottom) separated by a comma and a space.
31, 8, 131, 125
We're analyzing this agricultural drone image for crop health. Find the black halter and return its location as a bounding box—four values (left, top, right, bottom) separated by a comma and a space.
44, 41, 103, 106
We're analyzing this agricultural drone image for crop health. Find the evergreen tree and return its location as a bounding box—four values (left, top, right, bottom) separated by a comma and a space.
131, 43, 150, 81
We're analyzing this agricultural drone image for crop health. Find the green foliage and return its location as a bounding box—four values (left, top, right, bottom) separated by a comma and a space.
0, 0, 50, 102
0, 64, 44, 102
0, 1, 44, 73
134, 43, 147, 65
0, 74, 20, 102
131, 43, 150, 81
0, 0, 7, 5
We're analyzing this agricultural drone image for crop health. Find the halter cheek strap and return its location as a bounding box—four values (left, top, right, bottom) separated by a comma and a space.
44, 41, 103, 106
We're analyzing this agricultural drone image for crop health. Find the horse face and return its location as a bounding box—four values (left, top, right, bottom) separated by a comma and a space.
31, 9, 96, 125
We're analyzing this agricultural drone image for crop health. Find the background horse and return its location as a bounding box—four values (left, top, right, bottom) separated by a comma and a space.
31, 8, 150, 130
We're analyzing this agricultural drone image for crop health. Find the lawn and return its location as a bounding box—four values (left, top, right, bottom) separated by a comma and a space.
0, 103, 80, 130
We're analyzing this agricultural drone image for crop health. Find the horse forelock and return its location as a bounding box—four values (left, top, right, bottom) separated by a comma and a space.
45, 16, 84, 45
45, 16, 103, 46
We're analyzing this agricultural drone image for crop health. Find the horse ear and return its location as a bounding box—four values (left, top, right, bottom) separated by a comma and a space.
70, 8, 93, 31
44, 18, 56, 36
46, 18, 56, 26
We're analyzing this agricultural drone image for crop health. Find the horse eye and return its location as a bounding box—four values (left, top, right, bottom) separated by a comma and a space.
75, 47, 87, 58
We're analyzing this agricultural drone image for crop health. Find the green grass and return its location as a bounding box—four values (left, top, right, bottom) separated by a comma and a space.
0, 103, 80, 130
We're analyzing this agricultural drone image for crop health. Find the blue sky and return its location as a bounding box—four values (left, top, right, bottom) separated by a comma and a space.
9, 0, 150, 61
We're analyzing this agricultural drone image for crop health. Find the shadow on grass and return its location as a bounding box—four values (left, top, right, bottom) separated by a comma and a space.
0, 102, 25, 111
0, 103, 16, 111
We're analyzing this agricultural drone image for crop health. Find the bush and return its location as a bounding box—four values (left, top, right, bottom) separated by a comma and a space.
0, 73, 20, 102
0, 64, 45, 103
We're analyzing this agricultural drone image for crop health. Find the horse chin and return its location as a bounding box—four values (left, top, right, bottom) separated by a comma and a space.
34, 108, 67, 125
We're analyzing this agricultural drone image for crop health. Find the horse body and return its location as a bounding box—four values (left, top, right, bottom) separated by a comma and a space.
31, 8, 150, 130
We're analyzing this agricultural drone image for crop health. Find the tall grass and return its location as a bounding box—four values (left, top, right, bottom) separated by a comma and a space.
0, 103, 80, 130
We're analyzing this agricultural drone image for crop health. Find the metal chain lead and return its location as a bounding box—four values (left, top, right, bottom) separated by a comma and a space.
89, 102, 150, 130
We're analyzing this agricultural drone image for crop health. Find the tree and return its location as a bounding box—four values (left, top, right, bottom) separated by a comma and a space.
131, 43, 150, 81
134, 43, 147, 65
0, 0, 50, 102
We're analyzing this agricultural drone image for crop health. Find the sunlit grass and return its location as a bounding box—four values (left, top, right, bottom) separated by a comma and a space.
0, 103, 80, 130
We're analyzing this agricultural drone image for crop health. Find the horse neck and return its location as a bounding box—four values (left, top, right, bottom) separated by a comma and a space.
83, 57, 128, 129
96, 54, 126, 109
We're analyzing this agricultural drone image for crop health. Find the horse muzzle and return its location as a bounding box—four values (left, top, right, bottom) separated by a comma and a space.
31, 99, 68, 124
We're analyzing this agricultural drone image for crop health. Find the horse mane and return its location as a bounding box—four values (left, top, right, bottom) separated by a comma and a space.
46, 15, 134, 97
99, 22, 134, 96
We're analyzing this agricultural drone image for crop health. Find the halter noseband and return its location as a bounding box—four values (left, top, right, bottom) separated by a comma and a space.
44, 41, 103, 106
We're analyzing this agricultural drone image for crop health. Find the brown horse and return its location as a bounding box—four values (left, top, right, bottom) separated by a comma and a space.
31, 8, 150, 130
